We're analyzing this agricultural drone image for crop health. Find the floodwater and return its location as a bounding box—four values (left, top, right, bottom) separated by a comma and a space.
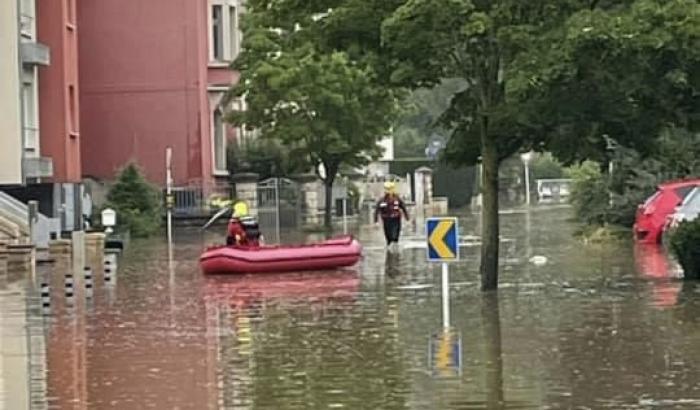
2, 207, 700, 409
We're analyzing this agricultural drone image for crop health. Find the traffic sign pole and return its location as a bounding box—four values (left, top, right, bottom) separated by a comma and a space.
426, 217, 459, 331
441, 262, 449, 329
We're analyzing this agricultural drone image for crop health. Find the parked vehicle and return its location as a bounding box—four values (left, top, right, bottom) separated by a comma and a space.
633, 179, 700, 244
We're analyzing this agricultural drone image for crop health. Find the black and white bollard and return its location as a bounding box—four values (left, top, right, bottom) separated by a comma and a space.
41, 282, 51, 313
64, 273, 74, 298
84, 267, 94, 297
104, 266, 112, 283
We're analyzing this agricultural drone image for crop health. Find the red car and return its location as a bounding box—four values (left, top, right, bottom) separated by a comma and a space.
633, 179, 700, 244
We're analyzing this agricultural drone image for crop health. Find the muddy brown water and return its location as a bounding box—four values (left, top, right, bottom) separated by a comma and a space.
2, 207, 700, 409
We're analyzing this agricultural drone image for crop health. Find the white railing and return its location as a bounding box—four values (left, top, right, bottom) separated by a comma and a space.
0, 191, 59, 248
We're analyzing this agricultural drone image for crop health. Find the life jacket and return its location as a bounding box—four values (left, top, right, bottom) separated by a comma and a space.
378, 195, 403, 219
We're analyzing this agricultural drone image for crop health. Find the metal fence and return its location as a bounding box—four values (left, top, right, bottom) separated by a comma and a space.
257, 178, 301, 242
168, 183, 231, 218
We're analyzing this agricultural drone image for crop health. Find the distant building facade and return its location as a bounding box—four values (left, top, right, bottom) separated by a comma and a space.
78, 0, 242, 192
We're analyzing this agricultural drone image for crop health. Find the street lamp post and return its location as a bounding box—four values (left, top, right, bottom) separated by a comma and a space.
520, 151, 534, 206
605, 136, 617, 207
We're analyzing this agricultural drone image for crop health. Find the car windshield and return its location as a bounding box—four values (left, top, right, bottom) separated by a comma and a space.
674, 185, 697, 200
678, 188, 700, 217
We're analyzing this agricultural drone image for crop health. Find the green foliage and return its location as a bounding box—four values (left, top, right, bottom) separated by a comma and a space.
227, 140, 306, 180
670, 218, 700, 280
569, 129, 700, 228
568, 161, 611, 226
531, 153, 566, 180
393, 79, 467, 158
231, 50, 394, 176
514, 0, 700, 163
106, 164, 161, 238
228, 1, 398, 227
383, 0, 562, 167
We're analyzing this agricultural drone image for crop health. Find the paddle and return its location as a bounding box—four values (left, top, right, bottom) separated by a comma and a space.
202, 206, 231, 230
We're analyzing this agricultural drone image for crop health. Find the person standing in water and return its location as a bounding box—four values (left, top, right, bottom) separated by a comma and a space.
374, 181, 409, 249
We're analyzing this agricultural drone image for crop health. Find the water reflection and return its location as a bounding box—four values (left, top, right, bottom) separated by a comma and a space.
481, 294, 504, 410
634, 244, 683, 308
385, 250, 402, 279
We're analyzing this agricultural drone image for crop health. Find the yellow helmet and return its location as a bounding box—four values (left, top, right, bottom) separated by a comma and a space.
384, 181, 396, 193
232, 201, 249, 218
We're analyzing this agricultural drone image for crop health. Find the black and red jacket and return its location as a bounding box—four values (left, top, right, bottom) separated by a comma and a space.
374, 195, 409, 222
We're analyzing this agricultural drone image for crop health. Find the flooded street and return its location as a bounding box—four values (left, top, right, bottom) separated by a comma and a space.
3, 207, 700, 409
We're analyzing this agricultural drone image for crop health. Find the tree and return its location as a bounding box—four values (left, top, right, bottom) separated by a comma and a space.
228, 2, 396, 228
382, 0, 699, 290
106, 163, 161, 238
227, 139, 307, 180
381, 1, 594, 290
394, 79, 467, 158
512, 0, 700, 164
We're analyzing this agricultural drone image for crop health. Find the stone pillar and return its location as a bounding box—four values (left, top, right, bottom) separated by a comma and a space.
85, 232, 106, 255
294, 173, 322, 226
72, 230, 86, 277
232, 173, 260, 217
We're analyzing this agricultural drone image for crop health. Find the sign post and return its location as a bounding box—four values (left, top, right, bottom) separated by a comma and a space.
165, 147, 173, 252
427, 217, 461, 378
426, 217, 459, 329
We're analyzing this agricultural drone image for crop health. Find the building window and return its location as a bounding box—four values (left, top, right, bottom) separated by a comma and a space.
230, 97, 253, 147
210, 0, 240, 62
229, 6, 239, 59
213, 108, 226, 172
212, 5, 224, 60
22, 69, 39, 157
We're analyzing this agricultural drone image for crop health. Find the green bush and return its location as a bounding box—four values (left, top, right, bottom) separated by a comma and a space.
531, 153, 565, 180
568, 161, 610, 226
670, 218, 700, 280
106, 163, 162, 238
227, 139, 307, 179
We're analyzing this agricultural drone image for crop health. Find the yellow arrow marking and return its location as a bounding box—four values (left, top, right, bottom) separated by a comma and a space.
429, 220, 455, 259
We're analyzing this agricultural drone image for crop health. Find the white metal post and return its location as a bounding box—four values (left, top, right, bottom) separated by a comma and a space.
524, 161, 531, 206
343, 198, 348, 234
608, 161, 614, 207
165, 147, 173, 249
275, 178, 281, 244
342, 178, 348, 235
441, 262, 450, 329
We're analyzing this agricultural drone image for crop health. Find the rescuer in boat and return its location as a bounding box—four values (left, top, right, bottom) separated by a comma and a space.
227, 201, 262, 247
374, 181, 409, 248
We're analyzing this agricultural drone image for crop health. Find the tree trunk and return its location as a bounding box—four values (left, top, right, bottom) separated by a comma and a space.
323, 176, 335, 230
480, 138, 500, 291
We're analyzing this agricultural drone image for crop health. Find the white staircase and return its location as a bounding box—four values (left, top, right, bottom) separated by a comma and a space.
0, 191, 59, 249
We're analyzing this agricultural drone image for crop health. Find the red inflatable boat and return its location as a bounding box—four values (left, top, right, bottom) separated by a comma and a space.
200, 236, 362, 274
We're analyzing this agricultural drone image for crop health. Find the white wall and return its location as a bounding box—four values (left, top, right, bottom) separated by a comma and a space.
0, 281, 30, 409
377, 135, 394, 161
0, 0, 23, 184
